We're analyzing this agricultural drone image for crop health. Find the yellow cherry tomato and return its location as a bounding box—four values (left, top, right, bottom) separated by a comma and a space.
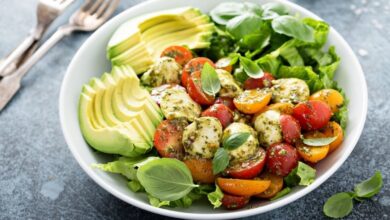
233, 89, 272, 114
310, 89, 344, 113
320, 121, 344, 153
297, 131, 330, 163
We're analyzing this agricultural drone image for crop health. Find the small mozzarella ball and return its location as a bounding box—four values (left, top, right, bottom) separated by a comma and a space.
254, 110, 283, 147
271, 78, 309, 104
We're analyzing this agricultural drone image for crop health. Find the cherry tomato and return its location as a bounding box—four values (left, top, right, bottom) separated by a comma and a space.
266, 103, 294, 115
233, 89, 272, 114
297, 131, 329, 163
182, 57, 214, 87
280, 114, 301, 144
266, 143, 299, 176
320, 121, 344, 153
217, 178, 271, 196
214, 97, 236, 111
255, 171, 284, 199
310, 89, 344, 113
243, 73, 275, 90
292, 100, 332, 131
202, 104, 234, 128
150, 84, 185, 105
183, 158, 215, 184
187, 71, 215, 105
226, 148, 266, 179
160, 45, 193, 66
215, 57, 233, 73
222, 194, 250, 210
153, 119, 188, 159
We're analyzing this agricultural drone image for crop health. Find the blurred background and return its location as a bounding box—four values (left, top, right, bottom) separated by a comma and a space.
0, 0, 389, 219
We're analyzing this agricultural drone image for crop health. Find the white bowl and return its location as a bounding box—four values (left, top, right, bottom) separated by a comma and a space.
59, 0, 368, 219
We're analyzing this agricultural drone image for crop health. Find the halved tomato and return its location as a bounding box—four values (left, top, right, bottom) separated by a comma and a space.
266, 143, 299, 176
183, 158, 215, 184
202, 104, 234, 128
280, 114, 301, 144
292, 100, 332, 131
187, 71, 215, 105
214, 97, 236, 111
225, 148, 266, 179
161, 45, 193, 66
222, 194, 250, 210
217, 178, 271, 196
233, 89, 272, 114
153, 119, 188, 159
254, 171, 284, 199
243, 73, 275, 90
182, 57, 214, 87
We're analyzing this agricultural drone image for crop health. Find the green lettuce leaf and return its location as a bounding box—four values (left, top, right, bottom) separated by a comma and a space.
277, 65, 324, 92
207, 185, 224, 208
284, 162, 316, 187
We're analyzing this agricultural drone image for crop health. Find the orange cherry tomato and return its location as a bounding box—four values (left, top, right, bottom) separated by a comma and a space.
310, 89, 344, 113
183, 158, 215, 184
181, 57, 214, 87
216, 178, 271, 197
254, 171, 284, 199
320, 121, 344, 153
297, 131, 330, 163
266, 103, 294, 115
233, 89, 272, 114
161, 45, 193, 66
187, 71, 215, 105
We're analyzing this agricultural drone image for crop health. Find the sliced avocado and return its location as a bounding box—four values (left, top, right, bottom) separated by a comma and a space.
79, 93, 150, 157
89, 77, 110, 128
107, 7, 214, 74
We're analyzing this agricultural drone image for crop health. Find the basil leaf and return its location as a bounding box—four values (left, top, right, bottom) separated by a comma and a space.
272, 15, 315, 42
210, 2, 248, 25
212, 148, 229, 174
136, 158, 198, 201
233, 67, 249, 83
207, 185, 224, 208
226, 14, 263, 40
303, 137, 338, 146
354, 171, 383, 198
201, 63, 221, 96
323, 192, 354, 218
240, 56, 264, 78
284, 161, 316, 186
270, 187, 291, 201
261, 2, 290, 20
222, 132, 251, 150
215, 53, 239, 68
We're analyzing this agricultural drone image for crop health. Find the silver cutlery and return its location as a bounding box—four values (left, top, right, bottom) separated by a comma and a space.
0, 0, 121, 111
0, 0, 75, 77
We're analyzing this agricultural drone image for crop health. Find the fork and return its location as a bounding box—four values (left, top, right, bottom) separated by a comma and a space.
0, 0, 75, 77
0, 0, 121, 111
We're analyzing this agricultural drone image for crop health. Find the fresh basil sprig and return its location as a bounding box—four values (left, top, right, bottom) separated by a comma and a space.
240, 56, 264, 78
323, 171, 383, 218
136, 158, 198, 201
212, 132, 251, 174
272, 15, 315, 42
302, 136, 337, 146
223, 132, 251, 150
201, 63, 221, 96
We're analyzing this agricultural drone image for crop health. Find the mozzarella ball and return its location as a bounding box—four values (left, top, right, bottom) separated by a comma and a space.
141, 57, 181, 87
271, 78, 309, 104
182, 117, 223, 159
254, 110, 283, 147
217, 69, 242, 98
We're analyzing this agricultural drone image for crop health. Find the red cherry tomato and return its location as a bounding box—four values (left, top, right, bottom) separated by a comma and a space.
222, 194, 250, 210
153, 119, 188, 159
182, 57, 214, 87
187, 71, 215, 105
202, 104, 234, 128
292, 100, 332, 131
280, 114, 301, 144
243, 73, 275, 90
226, 148, 266, 179
150, 84, 185, 105
266, 143, 299, 176
214, 97, 236, 111
160, 45, 193, 66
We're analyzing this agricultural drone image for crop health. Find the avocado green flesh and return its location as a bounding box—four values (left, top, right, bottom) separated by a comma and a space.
78, 65, 162, 157
107, 7, 214, 74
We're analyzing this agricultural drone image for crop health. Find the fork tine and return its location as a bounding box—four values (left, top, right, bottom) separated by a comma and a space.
94, 0, 110, 17
98, 0, 120, 19
81, 0, 93, 11
85, 0, 104, 14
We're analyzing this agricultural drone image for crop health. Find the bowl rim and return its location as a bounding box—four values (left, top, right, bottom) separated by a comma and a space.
59, 0, 368, 219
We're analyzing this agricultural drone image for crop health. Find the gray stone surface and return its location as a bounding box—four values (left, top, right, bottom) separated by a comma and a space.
0, 0, 389, 219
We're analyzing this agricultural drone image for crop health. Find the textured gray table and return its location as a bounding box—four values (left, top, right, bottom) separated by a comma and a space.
0, 0, 389, 219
